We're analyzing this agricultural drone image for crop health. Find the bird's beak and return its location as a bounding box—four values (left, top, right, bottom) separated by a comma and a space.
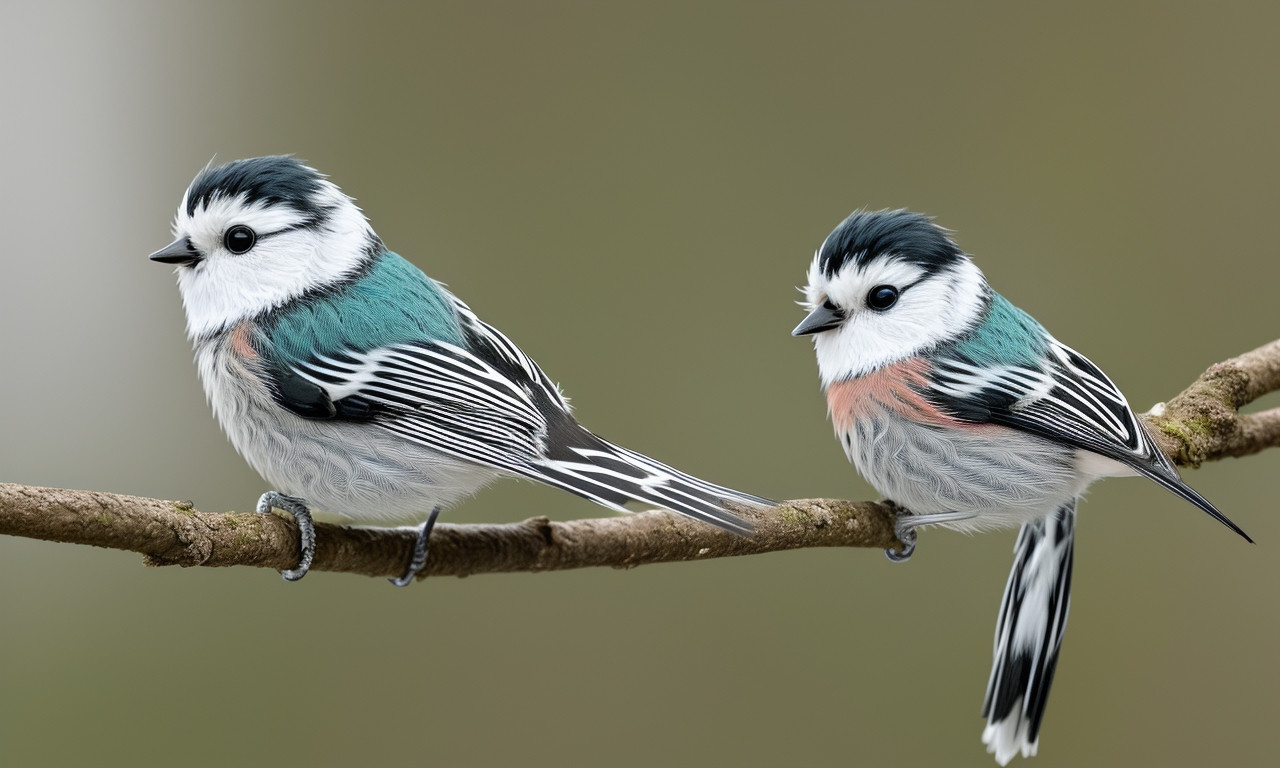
149, 237, 202, 267
791, 305, 843, 336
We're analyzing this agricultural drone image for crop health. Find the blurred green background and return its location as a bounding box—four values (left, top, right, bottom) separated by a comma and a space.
1, 2, 1276, 766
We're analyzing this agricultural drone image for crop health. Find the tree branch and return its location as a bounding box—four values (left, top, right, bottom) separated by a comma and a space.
3, 339, 1277, 580
1144, 338, 1280, 466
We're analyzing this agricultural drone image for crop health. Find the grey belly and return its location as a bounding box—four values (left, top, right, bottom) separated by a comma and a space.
196, 341, 500, 525
846, 406, 1084, 532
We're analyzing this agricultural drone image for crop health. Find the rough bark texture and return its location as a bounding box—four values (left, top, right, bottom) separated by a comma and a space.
0, 485, 894, 578
2, 339, 1277, 580
1144, 339, 1280, 466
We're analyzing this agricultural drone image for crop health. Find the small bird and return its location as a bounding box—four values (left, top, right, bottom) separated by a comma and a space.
151, 156, 768, 584
792, 210, 1250, 764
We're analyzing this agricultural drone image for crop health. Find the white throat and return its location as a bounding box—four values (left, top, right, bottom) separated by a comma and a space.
807, 257, 988, 386
168, 185, 375, 339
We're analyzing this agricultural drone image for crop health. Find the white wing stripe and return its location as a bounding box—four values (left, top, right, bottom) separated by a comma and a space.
935, 338, 1167, 469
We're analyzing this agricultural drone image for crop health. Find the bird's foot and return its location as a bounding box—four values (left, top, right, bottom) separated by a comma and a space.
882, 501, 915, 562
256, 491, 315, 582
389, 506, 441, 587
885, 518, 917, 562
884, 505, 980, 562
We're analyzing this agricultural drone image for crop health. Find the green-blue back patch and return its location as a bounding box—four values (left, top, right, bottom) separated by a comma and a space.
952, 293, 1050, 368
259, 250, 463, 366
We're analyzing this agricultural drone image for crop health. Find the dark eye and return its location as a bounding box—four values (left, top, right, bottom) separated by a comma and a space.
866, 284, 899, 311
224, 225, 256, 254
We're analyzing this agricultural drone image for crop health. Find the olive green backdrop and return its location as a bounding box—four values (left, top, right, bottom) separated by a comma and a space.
1, 2, 1276, 766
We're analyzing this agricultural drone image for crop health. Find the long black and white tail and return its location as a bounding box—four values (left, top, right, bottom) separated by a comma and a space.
982, 500, 1076, 765
517, 425, 768, 535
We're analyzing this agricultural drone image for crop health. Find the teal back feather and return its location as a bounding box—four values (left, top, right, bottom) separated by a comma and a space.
951, 292, 1050, 367
259, 251, 463, 365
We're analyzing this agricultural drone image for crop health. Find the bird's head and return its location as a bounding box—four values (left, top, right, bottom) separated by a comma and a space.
793, 209, 990, 386
150, 156, 380, 338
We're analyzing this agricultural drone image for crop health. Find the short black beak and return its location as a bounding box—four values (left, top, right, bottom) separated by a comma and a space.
149, 237, 202, 267
791, 304, 844, 336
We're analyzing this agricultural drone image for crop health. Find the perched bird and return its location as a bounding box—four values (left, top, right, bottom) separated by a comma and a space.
792, 210, 1251, 764
151, 156, 768, 584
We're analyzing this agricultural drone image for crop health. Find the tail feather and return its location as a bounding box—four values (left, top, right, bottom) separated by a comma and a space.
517, 428, 769, 535
982, 500, 1076, 765
1139, 464, 1253, 543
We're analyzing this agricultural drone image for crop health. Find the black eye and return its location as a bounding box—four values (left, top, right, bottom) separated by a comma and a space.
224, 225, 256, 254
866, 284, 899, 311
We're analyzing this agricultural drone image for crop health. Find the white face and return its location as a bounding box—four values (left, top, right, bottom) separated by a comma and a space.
165, 178, 375, 338
801, 253, 989, 385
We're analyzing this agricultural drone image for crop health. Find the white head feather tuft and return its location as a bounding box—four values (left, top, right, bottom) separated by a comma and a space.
161, 158, 378, 339
801, 252, 989, 385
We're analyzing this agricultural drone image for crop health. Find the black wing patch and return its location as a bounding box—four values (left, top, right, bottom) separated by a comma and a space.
267, 357, 381, 421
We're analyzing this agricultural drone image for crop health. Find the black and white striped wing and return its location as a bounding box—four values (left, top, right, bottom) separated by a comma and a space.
931, 341, 1163, 469
284, 316, 761, 534
293, 341, 552, 474
930, 340, 1250, 541
1006, 341, 1168, 470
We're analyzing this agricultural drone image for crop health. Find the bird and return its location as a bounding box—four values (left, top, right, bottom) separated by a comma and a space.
150, 155, 769, 585
791, 209, 1251, 765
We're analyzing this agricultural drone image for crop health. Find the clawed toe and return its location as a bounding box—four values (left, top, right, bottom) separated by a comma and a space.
388, 507, 441, 587
885, 522, 917, 562
256, 491, 315, 582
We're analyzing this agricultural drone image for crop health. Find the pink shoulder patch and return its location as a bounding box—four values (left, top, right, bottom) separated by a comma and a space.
826, 357, 959, 431
229, 320, 258, 360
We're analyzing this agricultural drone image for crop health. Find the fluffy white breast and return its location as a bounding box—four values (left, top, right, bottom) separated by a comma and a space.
803, 255, 988, 386
168, 181, 375, 339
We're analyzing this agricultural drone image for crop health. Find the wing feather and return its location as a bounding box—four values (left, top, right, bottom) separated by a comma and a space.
262, 300, 762, 533
929, 338, 1250, 541
293, 339, 549, 467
